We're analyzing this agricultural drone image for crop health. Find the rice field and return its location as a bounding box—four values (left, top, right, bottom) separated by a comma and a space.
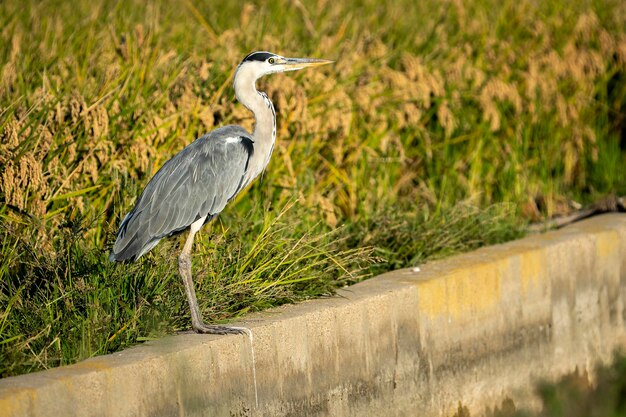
1, 0, 625, 377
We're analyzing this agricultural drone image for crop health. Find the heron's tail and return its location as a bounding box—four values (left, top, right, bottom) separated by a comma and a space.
109, 233, 161, 262
109, 210, 161, 262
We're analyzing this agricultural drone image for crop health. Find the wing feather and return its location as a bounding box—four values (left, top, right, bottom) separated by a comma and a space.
111, 126, 254, 261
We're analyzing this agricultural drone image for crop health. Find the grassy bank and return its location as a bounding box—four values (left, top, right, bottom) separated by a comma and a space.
1, 0, 625, 377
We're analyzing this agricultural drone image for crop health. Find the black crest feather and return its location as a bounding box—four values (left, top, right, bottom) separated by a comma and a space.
242, 51, 275, 62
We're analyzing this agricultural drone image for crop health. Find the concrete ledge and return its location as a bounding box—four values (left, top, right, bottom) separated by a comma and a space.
2, 214, 626, 416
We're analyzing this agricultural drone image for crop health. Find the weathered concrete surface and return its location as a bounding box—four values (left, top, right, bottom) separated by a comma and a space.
1, 214, 626, 417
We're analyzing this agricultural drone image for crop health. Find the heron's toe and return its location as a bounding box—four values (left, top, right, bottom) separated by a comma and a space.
193, 324, 248, 335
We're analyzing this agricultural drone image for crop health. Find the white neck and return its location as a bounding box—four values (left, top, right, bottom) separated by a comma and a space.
233, 66, 276, 181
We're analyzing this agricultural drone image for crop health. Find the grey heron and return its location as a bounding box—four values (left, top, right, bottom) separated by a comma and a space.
109, 51, 332, 334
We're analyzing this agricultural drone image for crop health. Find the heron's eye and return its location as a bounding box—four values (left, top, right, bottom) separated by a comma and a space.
268, 57, 276, 64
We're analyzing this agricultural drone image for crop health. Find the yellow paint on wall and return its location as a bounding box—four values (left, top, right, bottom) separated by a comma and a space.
0, 390, 30, 417
520, 250, 546, 296
417, 261, 502, 321
596, 231, 619, 261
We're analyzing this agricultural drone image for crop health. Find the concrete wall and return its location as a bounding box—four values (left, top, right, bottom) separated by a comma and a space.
1, 214, 625, 417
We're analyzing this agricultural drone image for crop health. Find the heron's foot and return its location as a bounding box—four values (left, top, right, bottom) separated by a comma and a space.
192, 322, 248, 335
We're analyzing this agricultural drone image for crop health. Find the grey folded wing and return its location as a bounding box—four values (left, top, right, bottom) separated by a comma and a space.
111, 127, 254, 261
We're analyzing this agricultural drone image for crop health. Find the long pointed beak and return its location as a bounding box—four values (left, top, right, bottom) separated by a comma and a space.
282, 57, 334, 71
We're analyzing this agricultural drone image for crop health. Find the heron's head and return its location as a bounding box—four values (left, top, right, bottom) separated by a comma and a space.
235, 51, 333, 81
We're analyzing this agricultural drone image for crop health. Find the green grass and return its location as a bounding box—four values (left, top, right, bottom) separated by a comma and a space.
1, 0, 626, 377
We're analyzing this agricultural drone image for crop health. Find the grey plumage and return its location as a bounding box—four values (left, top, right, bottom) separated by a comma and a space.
110, 126, 253, 261
109, 51, 332, 334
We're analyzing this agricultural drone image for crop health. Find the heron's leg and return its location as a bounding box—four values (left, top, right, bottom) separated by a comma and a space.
179, 219, 246, 335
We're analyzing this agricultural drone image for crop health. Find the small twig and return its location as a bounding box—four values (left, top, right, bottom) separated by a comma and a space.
528, 195, 626, 233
